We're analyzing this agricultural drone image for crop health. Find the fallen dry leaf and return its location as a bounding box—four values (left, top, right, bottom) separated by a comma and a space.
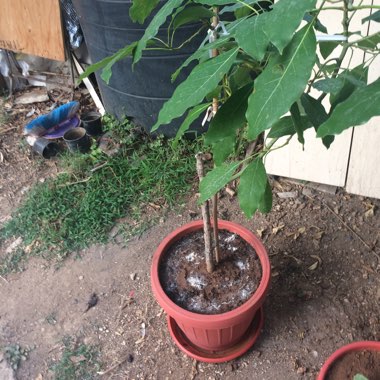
308, 261, 319, 271
364, 207, 374, 218
310, 255, 322, 265
256, 228, 266, 238
272, 224, 285, 235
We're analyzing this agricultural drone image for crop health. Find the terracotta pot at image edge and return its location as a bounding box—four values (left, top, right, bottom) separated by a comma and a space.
318, 341, 380, 380
151, 220, 271, 359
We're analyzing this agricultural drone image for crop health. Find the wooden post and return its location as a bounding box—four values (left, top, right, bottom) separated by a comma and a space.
196, 153, 214, 273
211, 7, 221, 264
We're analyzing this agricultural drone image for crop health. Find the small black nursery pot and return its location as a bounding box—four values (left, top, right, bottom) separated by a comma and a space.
81, 112, 103, 136
33, 138, 59, 159
63, 127, 91, 153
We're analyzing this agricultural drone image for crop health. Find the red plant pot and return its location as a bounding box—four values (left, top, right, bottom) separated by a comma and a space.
318, 341, 380, 380
151, 220, 271, 361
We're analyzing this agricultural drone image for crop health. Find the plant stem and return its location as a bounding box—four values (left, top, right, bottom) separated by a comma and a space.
196, 153, 214, 273
211, 7, 221, 265
319, 0, 351, 102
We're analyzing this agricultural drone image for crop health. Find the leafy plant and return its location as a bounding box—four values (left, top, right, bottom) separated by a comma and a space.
81, 0, 380, 270
3, 344, 30, 370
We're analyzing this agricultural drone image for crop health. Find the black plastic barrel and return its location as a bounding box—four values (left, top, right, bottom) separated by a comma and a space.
73, 0, 207, 136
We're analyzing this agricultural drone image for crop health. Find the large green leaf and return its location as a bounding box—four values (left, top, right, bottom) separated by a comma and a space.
129, 0, 160, 24
212, 135, 236, 166
172, 6, 214, 31
301, 93, 334, 148
263, 0, 316, 54
259, 180, 273, 214
317, 78, 380, 137
238, 159, 267, 218
205, 83, 253, 144
246, 24, 316, 140
235, 14, 270, 61
101, 43, 137, 84
199, 161, 241, 203
152, 48, 239, 131
133, 0, 184, 64
174, 103, 210, 144
267, 115, 312, 138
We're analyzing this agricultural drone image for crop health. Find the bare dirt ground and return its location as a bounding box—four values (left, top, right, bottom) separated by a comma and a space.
1, 92, 380, 380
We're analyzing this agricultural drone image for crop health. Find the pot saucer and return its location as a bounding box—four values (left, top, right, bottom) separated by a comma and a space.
167, 307, 264, 363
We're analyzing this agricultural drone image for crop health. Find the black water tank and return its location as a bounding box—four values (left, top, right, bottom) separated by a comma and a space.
73, 0, 207, 136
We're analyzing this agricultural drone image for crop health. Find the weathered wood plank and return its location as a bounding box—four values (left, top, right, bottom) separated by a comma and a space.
0, 0, 65, 61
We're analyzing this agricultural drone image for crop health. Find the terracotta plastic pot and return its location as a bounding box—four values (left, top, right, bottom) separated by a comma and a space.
151, 220, 271, 361
318, 341, 380, 380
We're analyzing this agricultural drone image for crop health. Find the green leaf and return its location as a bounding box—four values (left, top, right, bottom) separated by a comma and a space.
267, 116, 295, 138
263, 0, 317, 54
356, 32, 380, 49
247, 24, 316, 140
362, 10, 380, 24
129, 0, 160, 24
304, 13, 327, 33
100, 43, 137, 84
290, 103, 305, 144
353, 375, 369, 380
212, 135, 236, 166
312, 78, 344, 95
172, 6, 214, 31
205, 83, 253, 144
317, 78, 380, 138
194, 0, 238, 5
238, 159, 267, 218
220, 1, 261, 14
229, 66, 252, 92
152, 48, 239, 131
301, 93, 334, 148
267, 115, 312, 138
259, 180, 273, 214
319, 40, 339, 59
235, 14, 270, 61
330, 64, 368, 110
171, 16, 247, 82
134, 0, 184, 64
199, 161, 241, 203
174, 103, 210, 145
79, 43, 137, 84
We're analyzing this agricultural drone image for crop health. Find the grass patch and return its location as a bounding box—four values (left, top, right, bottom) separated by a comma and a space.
50, 337, 100, 380
0, 117, 199, 261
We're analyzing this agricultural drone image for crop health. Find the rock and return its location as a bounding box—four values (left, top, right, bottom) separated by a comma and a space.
277, 191, 298, 199
0, 353, 16, 380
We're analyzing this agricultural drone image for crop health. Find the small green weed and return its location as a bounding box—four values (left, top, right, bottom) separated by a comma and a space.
50, 338, 100, 380
45, 312, 57, 325
0, 248, 26, 276
3, 344, 30, 370
0, 117, 199, 261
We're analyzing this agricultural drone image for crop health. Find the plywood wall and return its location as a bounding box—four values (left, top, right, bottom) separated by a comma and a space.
0, 0, 65, 61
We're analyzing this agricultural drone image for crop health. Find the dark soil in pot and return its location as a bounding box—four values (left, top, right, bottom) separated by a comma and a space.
159, 230, 262, 314
326, 350, 380, 380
